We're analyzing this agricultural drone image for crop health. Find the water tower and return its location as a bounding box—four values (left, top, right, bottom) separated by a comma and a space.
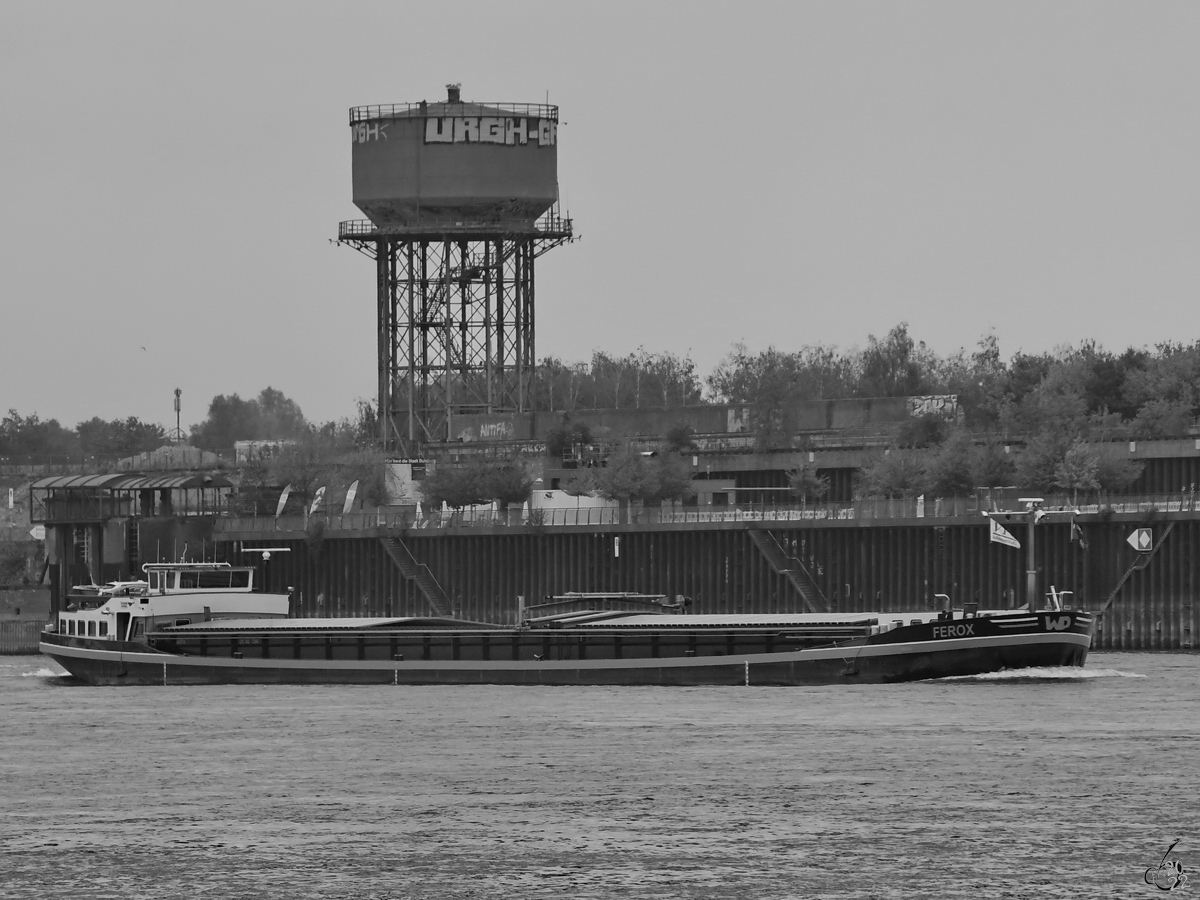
337, 84, 574, 451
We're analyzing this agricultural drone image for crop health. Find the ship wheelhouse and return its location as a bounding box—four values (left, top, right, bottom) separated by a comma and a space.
55, 563, 286, 644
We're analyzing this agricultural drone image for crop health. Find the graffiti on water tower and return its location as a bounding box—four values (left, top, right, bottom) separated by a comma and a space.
352, 121, 390, 144
424, 117, 556, 147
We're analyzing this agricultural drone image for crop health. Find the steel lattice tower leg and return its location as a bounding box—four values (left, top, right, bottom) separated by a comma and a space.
369, 236, 538, 453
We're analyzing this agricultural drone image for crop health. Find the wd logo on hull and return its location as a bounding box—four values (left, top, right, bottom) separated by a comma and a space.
424, 117, 557, 146
1045, 616, 1072, 631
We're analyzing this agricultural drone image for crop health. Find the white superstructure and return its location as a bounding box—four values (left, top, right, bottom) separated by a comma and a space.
57, 562, 290, 643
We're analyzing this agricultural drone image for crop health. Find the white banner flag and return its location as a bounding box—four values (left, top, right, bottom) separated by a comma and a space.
275, 484, 293, 518
989, 518, 1021, 549
342, 480, 359, 515
309, 486, 326, 517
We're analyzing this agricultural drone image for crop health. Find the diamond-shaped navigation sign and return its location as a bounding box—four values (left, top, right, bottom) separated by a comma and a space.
1127, 528, 1153, 552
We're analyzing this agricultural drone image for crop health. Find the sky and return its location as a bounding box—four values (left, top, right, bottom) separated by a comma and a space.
2, 1, 1198, 430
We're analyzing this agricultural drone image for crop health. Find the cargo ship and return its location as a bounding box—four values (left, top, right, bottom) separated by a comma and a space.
39, 562, 1093, 686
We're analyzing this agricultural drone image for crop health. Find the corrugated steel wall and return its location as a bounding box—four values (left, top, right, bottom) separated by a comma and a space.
219, 517, 1198, 651
1, 621, 46, 654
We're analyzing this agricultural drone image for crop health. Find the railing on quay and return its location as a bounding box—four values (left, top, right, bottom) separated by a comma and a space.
212, 491, 1200, 535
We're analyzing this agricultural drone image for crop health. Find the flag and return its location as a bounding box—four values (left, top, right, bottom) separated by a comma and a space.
309, 486, 326, 517
342, 480, 359, 515
989, 518, 1020, 549
1070, 520, 1089, 550
275, 484, 292, 518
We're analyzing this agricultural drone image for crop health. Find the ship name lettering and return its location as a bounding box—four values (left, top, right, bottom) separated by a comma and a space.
931, 623, 975, 639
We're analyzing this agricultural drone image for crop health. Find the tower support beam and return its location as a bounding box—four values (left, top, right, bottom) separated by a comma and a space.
339, 219, 572, 454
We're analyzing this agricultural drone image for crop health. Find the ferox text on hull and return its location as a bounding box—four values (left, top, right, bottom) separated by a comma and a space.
40, 562, 1093, 687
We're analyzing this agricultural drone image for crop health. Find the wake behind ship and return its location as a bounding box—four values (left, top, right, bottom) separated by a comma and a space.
40, 562, 1093, 686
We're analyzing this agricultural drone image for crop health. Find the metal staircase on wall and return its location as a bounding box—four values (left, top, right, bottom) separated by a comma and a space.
747, 529, 829, 614
379, 537, 452, 618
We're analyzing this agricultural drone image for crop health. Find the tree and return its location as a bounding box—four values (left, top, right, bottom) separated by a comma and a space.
480, 458, 534, 510
787, 464, 830, 502
418, 458, 488, 510
707, 343, 858, 404
76, 416, 167, 458
265, 431, 340, 511
336, 448, 390, 509
970, 442, 1016, 488
257, 387, 308, 440
1014, 433, 1072, 494
857, 323, 930, 397
589, 444, 694, 521
1053, 441, 1100, 502
924, 431, 975, 497
896, 414, 949, 449
0, 410, 79, 461
664, 422, 697, 451
545, 420, 593, 460
190, 388, 307, 450
419, 454, 534, 511
937, 332, 1008, 428
644, 453, 696, 504
1094, 448, 1144, 492
590, 445, 658, 516
860, 450, 927, 498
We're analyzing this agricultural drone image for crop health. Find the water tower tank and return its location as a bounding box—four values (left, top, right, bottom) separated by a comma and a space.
350, 85, 559, 231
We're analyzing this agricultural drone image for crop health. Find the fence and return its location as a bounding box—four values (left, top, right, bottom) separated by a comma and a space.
211, 492, 1200, 535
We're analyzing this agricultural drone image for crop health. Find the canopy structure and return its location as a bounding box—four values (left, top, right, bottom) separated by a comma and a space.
30, 473, 234, 523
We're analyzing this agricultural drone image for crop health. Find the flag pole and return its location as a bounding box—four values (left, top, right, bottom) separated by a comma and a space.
1018, 498, 1043, 609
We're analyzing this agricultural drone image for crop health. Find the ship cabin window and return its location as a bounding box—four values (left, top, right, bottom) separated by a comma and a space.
175, 619, 191, 627
132, 620, 145, 637
66, 620, 75, 635
198, 570, 226, 589
148, 571, 162, 591
179, 572, 200, 589
98, 621, 108, 637
87, 621, 96, 637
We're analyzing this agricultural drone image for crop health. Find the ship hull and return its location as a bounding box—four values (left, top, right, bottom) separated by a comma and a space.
39, 613, 1093, 686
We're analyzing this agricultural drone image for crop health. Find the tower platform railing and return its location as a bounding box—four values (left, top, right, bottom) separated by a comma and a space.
350, 102, 558, 124
337, 214, 573, 241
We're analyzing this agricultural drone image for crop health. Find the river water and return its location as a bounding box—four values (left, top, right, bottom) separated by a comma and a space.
1, 652, 1196, 899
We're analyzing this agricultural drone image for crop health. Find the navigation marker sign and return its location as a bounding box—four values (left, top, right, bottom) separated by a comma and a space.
1127, 528, 1153, 552
989, 518, 1021, 549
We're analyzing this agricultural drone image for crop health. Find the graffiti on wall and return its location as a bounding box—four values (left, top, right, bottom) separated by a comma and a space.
456, 416, 517, 443
907, 395, 959, 419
